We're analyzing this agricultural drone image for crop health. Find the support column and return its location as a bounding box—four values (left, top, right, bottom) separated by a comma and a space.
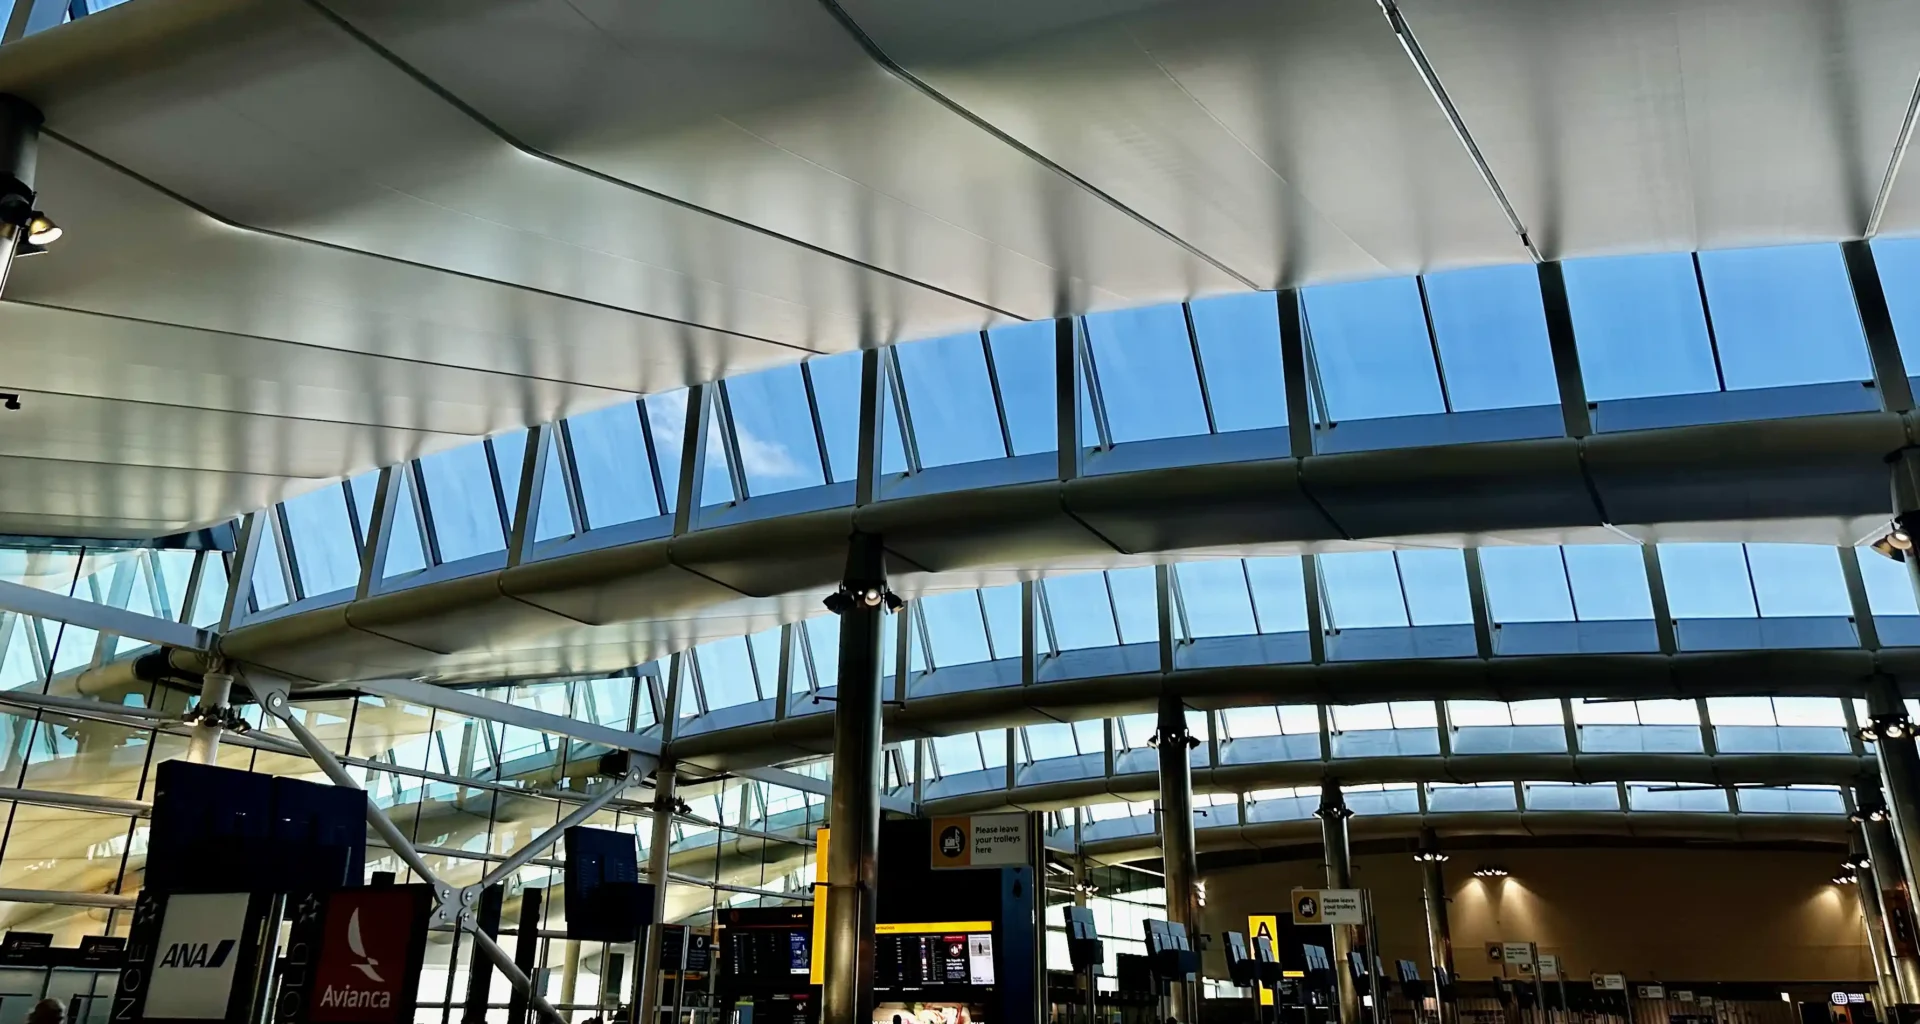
1156, 693, 1201, 1024
1860, 782, 1920, 1003
637, 765, 678, 1024
0, 95, 43, 302
822, 532, 891, 1024
1415, 829, 1456, 1024
185, 668, 233, 764
1319, 783, 1360, 1024
1867, 672, 1920, 922
1852, 832, 1903, 1009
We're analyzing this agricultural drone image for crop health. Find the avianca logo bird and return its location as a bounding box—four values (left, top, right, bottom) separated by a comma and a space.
346, 909, 383, 983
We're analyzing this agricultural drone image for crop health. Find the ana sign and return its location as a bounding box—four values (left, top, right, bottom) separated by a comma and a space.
1291, 888, 1364, 924
144, 892, 262, 1021
1537, 954, 1560, 977
1640, 985, 1666, 999
930, 813, 1029, 869
1502, 943, 1536, 967
1592, 974, 1627, 991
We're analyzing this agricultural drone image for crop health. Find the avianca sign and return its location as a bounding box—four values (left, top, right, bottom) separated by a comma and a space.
306, 889, 429, 1024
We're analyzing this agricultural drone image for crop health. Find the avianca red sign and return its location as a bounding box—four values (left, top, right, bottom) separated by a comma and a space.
308, 889, 427, 1024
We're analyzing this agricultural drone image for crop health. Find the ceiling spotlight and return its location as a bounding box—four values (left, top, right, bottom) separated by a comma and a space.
23, 212, 57, 246
1835, 873, 1858, 885
1473, 866, 1509, 879
1889, 721, 1910, 741
1845, 855, 1872, 871
1413, 850, 1450, 863
1851, 807, 1891, 824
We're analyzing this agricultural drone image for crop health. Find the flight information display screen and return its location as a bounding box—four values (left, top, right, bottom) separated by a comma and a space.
873, 926, 994, 993
717, 907, 814, 995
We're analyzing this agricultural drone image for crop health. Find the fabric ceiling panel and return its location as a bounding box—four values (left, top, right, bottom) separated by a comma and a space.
12, 139, 799, 396
319, 0, 1239, 317
0, 303, 633, 438
833, 0, 1525, 283
0, 455, 300, 537
0, 2, 1000, 353
0, 388, 458, 479
1396, 0, 1920, 256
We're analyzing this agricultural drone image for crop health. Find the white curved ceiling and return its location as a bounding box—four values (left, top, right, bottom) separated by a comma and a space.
0, 0, 1916, 537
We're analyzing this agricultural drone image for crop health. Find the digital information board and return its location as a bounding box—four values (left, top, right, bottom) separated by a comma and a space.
874, 923, 995, 993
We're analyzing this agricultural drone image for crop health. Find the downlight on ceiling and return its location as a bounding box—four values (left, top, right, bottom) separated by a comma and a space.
1412, 850, 1449, 863
1472, 866, 1509, 879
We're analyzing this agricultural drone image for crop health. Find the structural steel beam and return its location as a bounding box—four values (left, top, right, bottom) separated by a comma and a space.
734, 764, 914, 815
356, 676, 661, 773
0, 786, 150, 817
921, 752, 1874, 817
0, 577, 212, 651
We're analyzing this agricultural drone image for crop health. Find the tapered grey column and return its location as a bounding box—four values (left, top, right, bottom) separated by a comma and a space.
1157, 694, 1201, 1024
1319, 782, 1360, 1024
1852, 833, 1903, 1008
1867, 676, 1920, 930
1860, 782, 1920, 1003
637, 764, 677, 1024
1415, 830, 1456, 1024
822, 533, 888, 1024
0, 95, 39, 300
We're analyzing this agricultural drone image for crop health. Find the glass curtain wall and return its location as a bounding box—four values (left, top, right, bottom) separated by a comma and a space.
0, 653, 816, 1024
241, 241, 1907, 628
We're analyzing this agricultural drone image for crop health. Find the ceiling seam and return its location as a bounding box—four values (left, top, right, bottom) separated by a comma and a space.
298, 0, 1030, 329
0, 299, 647, 398
0, 450, 341, 481
1373, 0, 1541, 264
38, 131, 821, 358
1867, 69, 1920, 237
812, 0, 1263, 293
0, 383, 515, 438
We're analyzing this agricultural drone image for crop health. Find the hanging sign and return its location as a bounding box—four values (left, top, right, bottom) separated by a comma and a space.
1593, 974, 1627, 991
930, 813, 1029, 869
1291, 888, 1364, 924
112, 891, 275, 1024
1502, 943, 1536, 967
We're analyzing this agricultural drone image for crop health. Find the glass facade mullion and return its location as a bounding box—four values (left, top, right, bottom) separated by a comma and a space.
1413, 275, 1455, 413
977, 331, 1017, 459
713, 379, 753, 502
798, 361, 836, 484
884, 346, 924, 475
1179, 302, 1220, 434
1074, 319, 1115, 450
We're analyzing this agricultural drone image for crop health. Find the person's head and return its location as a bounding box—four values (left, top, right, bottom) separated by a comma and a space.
26, 998, 61, 1024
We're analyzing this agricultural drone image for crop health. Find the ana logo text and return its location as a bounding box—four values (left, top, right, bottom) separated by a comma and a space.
159, 939, 234, 969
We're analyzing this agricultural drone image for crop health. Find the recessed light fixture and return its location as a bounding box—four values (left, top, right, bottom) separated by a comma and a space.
1472, 865, 1509, 879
